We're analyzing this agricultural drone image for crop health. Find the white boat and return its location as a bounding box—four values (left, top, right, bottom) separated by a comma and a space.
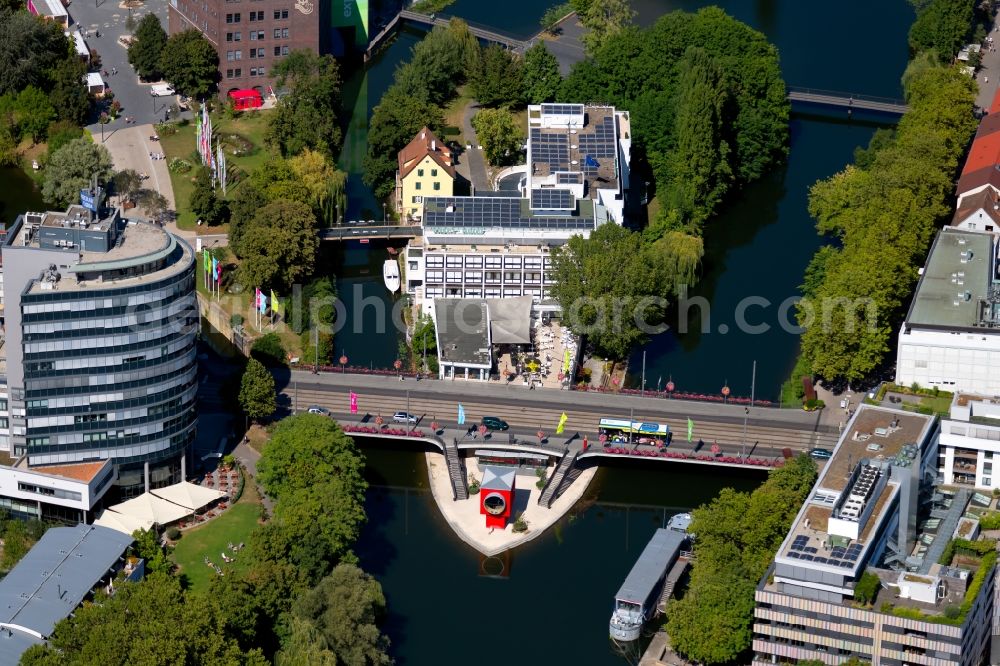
383, 260, 400, 293
666, 512, 692, 534
609, 528, 688, 642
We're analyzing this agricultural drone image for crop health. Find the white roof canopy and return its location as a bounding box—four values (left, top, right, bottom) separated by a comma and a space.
93, 509, 153, 535
104, 491, 191, 526
150, 481, 226, 511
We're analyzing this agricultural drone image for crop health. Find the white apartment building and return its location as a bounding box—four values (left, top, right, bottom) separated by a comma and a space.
406, 103, 632, 318
896, 228, 1000, 394
938, 393, 1000, 490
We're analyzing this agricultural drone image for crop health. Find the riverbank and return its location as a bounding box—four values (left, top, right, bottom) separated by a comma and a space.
424, 450, 596, 556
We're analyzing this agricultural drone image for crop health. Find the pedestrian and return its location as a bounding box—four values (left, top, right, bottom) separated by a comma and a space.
987, 76, 990, 84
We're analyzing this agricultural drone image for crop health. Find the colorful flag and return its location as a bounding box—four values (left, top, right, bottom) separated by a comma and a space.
254, 287, 260, 310
350, 392, 358, 414
202, 249, 210, 273
215, 260, 222, 283
457, 403, 465, 425
211, 257, 218, 283
563, 349, 571, 373
687, 418, 694, 443
270, 289, 280, 316
556, 412, 568, 435
259, 292, 268, 314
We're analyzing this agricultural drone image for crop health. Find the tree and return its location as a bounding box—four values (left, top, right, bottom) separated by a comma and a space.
470, 108, 522, 166
908, 0, 974, 60
250, 332, 287, 366
239, 358, 276, 422
22, 573, 267, 665
412, 313, 438, 373
0, 11, 68, 97
523, 42, 562, 104
42, 137, 113, 208
128, 13, 167, 81
540, 2, 572, 34
113, 169, 143, 204
854, 570, 881, 605
289, 148, 347, 225
14, 86, 55, 143
280, 564, 391, 666
236, 199, 319, 290
470, 44, 525, 109
228, 183, 267, 257
131, 528, 171, 575
136, 188, 169, 224
46, 120, 83, 155
189, 167, 226, 225
266, 51, 343, 157
550, 224, 675, 359
573, 0, 636, 54
47, 58, 90, 126
160, 29, 218, 98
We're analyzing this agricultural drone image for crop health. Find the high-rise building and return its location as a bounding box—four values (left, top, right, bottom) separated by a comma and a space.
0, 203, 198, 498
753, 404, 997, 665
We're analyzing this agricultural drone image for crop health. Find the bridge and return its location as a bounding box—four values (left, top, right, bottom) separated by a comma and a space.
787, 86, 909, 115
365, 9, 528, 61
317, 224, 421, 242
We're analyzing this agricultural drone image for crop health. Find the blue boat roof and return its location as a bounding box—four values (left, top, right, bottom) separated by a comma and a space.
614, 528, 686, 604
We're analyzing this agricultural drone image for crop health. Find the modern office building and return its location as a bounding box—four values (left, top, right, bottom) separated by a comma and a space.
0, 455, 115, 523
938, 392, 1000, 491
0, 204, 198, 498
406, 103, 632, 318
0, 523, 142, 666
895, 228, 1000, 395
753, 404, 997, 665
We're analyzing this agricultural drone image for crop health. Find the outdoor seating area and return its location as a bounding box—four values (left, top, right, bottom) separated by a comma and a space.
497, 319, 578, 389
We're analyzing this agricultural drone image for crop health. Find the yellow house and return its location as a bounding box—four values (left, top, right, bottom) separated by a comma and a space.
397, 127, 455, 220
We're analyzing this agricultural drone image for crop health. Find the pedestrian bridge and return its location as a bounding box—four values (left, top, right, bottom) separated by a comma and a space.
787, 87, 909, 115
317, 225, 421, 242
366, 9, 528, 61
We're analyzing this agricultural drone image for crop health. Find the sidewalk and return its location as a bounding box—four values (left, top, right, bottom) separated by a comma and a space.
460, 101, 491, 193
976, 22, 1000, 111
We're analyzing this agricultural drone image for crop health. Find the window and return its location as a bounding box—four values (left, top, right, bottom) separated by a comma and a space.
249, 9, 263, 20
412, 196, 422, 203
431, 169, 438, 176
273, 8, 288, 18
415, 182, 421, 190
227, 51, 234, 61
274, 45, 281, 56
273, 28, 281, 38
226, 32, 234, 41
256, 30, 265, 39
985, 477, 993, 487
225, 12, 240, 22
234, 31, 241, 41
234, 50, 242, 60
250, 67, 258, 76
417, 169, 424, 177
282, 45, 289, 55
279, 27, 288, 38
433, 182, 441, 191
234, 68, 242, 77
258, 66, 265, 76
226, 68, 234, 78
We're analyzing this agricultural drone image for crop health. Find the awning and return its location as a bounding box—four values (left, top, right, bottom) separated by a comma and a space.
93, 509, 154, 535
150, 481, 226, 511
104, 492, 191, 526
487, 296, 532, 344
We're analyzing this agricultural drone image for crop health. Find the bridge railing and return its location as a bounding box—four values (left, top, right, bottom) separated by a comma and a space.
786, 86, 906, 107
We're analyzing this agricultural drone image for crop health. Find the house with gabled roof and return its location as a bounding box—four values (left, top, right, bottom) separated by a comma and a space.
396, 127, 456, 221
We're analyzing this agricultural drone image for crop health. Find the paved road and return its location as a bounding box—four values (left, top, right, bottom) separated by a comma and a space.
538, 14, 587, 76
978, 21, 1000, 111
460, 101, 491, 193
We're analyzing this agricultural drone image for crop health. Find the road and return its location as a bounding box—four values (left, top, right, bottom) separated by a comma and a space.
276, 369, 840, 454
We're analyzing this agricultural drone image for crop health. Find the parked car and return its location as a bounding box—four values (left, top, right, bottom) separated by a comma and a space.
307, 405, 330, 416
393, 411, 418, 424
809, 448, 833, 460
481, 416, 509, 431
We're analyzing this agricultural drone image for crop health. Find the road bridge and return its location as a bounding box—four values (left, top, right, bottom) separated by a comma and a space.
365, 9, 528, 61
787, 87, 908, 115
317, 224, 421, 242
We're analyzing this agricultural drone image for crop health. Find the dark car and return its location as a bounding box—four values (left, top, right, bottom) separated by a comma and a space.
809, 448, 833, 460
481, 416, 509, 431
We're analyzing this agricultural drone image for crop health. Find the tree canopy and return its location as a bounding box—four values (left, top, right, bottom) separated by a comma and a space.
266, 51, 343, 158
42, 137, 114, 208
523, 42, 562, 104
0, 11, 69, 97
236, 199, 319, 291
908, 0, 974, 61
471, 108, 522, 166
666, 455, 817, 663
571, 0, 636, 54
796, 64, 977, 383
470, 44, 525, 109
239, 357, 276, 422
160, 29, 218, 98
128, 13, 167, 81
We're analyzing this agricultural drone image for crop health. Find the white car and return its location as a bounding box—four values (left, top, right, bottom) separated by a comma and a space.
392, 411, 418, 424
150, 84, 175, 97
307, 405, 331, 416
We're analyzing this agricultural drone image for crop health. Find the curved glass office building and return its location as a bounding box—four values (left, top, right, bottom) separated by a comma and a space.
1, 204, 198, 497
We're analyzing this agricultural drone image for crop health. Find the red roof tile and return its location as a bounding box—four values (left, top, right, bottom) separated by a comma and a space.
397, 127, 455, 180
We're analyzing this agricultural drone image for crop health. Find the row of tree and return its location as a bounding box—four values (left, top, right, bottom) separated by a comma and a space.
907, 0, 979, 61
128, 15, 218, 99
665, 455, 818, 663
22, 414, 389, 665
795, 62, 978, 383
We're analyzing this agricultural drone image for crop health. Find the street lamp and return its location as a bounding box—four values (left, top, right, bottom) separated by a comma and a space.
382, 202, 387, 223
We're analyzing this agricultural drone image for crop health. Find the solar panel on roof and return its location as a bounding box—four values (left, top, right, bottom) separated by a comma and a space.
814, 557, 828, 564
788, 552, 800, 559
530, 188, 575, 211
805, 547, 818, 554
801, 554, 814, 561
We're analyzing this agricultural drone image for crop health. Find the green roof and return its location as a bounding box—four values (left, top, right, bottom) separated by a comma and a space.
906, 229, 993, 329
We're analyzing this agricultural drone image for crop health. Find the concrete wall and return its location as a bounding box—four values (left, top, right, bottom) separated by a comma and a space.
896, 326, 1000, 394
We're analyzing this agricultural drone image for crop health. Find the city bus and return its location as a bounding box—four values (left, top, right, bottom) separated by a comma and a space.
598, 418, 671, 444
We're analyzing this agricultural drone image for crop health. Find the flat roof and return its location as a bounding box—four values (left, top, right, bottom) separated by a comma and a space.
0, 524, 133, 638
776, 406, 934, 571
528, 105, 619, 194
434, 298, 491, 367
615, 528, 686, 604
26, 460, 111, 483
422, 196, 595, 232
905, 228, 994, 330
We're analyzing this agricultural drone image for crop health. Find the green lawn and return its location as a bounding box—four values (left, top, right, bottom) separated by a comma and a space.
159, 110, 275, 232
171, 481, 261, 591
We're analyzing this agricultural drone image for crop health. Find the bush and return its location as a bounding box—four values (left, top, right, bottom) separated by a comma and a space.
468, 478, 480, 495
512, 514, 527, 533
251, 333, 286, 366
943, 605, 961, 619
230, 313, 244, 328
165, 526, 181, 540
853, 570, 880, 605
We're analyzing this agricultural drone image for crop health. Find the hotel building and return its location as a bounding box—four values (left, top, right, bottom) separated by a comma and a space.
0, 203, 198, 498
753, 405, 997, 665
405, 103, 632, 318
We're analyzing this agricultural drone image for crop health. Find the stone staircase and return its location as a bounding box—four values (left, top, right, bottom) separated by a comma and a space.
444, 439, 468, 500
539, 451, 578, 508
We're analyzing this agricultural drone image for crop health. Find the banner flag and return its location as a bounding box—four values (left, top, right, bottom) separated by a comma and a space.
350, 392, 358, 414
270, 289, 281, 316
211, 257, 219, 283
687, 418, 694, 443
556, 412, 568, 435
259, 293, 268, 314
202, 249, 210, 272
457, 403, 466, 425
563, 349, 571, 373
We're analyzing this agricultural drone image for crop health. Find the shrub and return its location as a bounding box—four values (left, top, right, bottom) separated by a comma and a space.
230, 313, 244, 328
468, 478, 480, 495
944, 605, 961, 619
165, 526, 181, 540
168, 158, 192, 174
251, 333, 286, 366
853, 570, 881, 606
512, 514, 528, 533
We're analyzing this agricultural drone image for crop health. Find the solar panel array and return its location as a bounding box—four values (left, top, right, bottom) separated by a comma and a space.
530, 128, 570, 173
578, 115, 617, 177
556, 172, 583, 185
541, 103, 584, 116
529, 188, 575, 211
787, 538, 862, 568
423, 197, 592, 231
